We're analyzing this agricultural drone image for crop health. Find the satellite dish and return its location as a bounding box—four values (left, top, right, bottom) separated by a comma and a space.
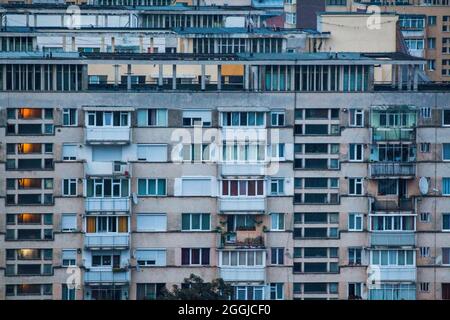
419, 177, 429, 195
132, 192, 138, 205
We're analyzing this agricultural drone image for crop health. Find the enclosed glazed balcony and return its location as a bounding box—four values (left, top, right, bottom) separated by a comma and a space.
84, 270, 130, 284
85, 198, 130, 212
219, 198, 266, 213
370, 232, 416, 247
84, 234, 130, 249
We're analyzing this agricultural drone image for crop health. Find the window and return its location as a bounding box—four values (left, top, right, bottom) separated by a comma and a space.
61, 214, 77, 232
62, 284, 76, 300
420, 283, 430, 292
182, 110, 212, 127
348, 248, 362, 265
221, 112, 265, 127
443, 214, 450, 231
270, 213, 285, 231
181, 248, 210, 265
443, 110, 450, 126
271, 248, 284, 265
62, 249, 76, 267
137, 144, 168, 162
270, 179, 285, 195
271, 111, 285, 126
270, 283, 284, 300
62, 108, 77, 126
136, 214, 167, 232
136, 249, 166, 266
443, 178, 450, 195
222, 180, 264, 196
349, 109, 363, 127
349, 144, 363, 161
181, 213, 210, 231
137, 109, 167, 127
420, 212, 431, 223
182, 144, 211, 162
348, 283, 362, 299
137, 179, 166, 196
221, 250, 264, 267
443, 144, 450, 161
420, 143, 430, 153
135, 283, 166, 301
348, 213, 363, 231
271, 144, 285, 159
62, 144, 77, 161
62, 179, 77, 196
349, 178, 363, 195
420, 247, 430, 258
421, 107, 432, 118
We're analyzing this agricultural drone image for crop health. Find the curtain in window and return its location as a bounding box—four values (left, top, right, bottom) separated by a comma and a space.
118, 216, 128, 233
87, 217, 96, 233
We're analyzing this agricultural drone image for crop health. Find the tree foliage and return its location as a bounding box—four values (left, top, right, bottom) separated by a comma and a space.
160, 274, 233, 300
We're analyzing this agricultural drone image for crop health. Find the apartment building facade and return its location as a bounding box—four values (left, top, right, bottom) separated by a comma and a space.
0, 49, 449, 301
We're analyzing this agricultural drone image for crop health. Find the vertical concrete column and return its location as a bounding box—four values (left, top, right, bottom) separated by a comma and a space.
397, 65, 403, 90
201, 64, 206, 91
217, 65, 222, 91
413, 65, 419, 91
158, 64, 164, 87
127, 64, 132, 91
114, 64, 120, 87
244, 65, 250, 91
172, 64, 177, 90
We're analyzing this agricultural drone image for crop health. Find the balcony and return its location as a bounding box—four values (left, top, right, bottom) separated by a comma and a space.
85, 198, 130, 212
369, 163, 416, 178
371, 128, 415, 142
370, 232, 416, 247
220, 267, 265, 282
369, 266, 416, 282
85, 234, 129, 249
85, 127, 131, 144
223, 231, 264, 248
84, 162, 131, 177
371, 199, 414, 212
84, 270, 130, 284
219, 198, 266, 213
220, 163, 266, 176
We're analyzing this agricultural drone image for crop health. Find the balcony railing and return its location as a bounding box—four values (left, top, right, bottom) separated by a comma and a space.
85, 234, 129, 249
85, 127, 131, 144
84, 270, 130, 284
85, 198, 130, 212
84, 162, 131, 177
372, 199, 414, 212
219, 198, 266, 213
370, 232, 416, 246
369, 163, 416, 178
219, 267, 265, 282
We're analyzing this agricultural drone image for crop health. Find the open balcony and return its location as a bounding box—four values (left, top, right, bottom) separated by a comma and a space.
219, 198, 266, 213
370, 232, 416, 247
84, 162, 131, 177
371, 198, 414, 213
85, 198, 130, 212
369, 163, 416, 178
85, 127, 131, 144
222, 230, 264, 248
85, 234, 130, 249
84, 270, 130, 284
